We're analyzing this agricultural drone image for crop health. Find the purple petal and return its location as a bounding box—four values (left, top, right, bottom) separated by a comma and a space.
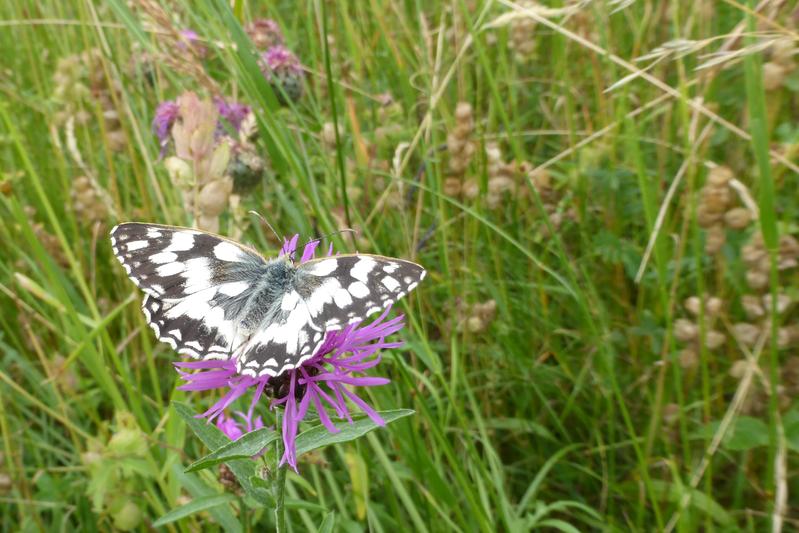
342, 387, 385, 426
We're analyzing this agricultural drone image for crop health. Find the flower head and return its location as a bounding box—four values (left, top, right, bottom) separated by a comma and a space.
176, 236, 404, 470
261, 45, 303, 76
245, 19, 284, 50
215, 98, 251, 134
178, 29, 208, 58
152, 100, 179, 155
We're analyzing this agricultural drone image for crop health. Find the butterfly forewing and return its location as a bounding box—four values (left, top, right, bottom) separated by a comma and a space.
235, 255, 426, 378
111, 223, 267, 359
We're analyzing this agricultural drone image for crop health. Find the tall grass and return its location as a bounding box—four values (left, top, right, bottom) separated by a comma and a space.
1, 0, 798, 530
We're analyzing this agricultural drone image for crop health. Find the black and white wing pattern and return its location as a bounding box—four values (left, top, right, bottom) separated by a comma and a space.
110, 222, 266, 359
236, 255, 426, 378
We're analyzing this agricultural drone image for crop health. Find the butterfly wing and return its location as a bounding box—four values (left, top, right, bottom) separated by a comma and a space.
236, 255, 426, 377
111, 222, 268, 359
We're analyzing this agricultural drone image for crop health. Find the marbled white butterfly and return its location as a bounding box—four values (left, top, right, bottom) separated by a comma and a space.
110, 223, 425, 378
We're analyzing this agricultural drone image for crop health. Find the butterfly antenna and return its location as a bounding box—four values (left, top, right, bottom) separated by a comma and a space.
249, 211, 282, 243
306, 228, 357, 247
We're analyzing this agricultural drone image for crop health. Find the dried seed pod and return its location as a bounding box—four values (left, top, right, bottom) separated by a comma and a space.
723, 207, 752, 229
684, 296, 702, 316
697, 205, 722, 228
745, 269, 769, 291
763, 61, 787, 91
701, 186, 732, 213
733, 322, 761, 347
674, 318, 699, 342
742, 295, 765, 320
729, 359, 748, 379
466, 315, 485, 333
762, 293, 792, 315
707, 166, 733, 187
706, 297, 723, 315
462, 179, 479, 199
443, 177, 462, 197
679, 348, 698, 369
704, 224, 726, 255
447, 102, 475, 176
476, 299, 497, 322
705, 330, 725, 350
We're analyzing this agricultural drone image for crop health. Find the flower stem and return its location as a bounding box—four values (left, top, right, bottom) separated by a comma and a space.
273, 409, 287, 532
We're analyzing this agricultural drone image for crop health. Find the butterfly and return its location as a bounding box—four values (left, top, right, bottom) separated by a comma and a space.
110, 223, 425, 378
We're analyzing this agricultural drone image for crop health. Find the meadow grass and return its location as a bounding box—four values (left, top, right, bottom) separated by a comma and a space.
1, 0, 799, 531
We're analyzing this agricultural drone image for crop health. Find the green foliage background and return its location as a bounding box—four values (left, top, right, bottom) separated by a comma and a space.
1, 0, 799, 531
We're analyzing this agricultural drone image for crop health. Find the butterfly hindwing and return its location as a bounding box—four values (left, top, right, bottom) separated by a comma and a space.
236, 255, 426, 377
111, 223, 267, 359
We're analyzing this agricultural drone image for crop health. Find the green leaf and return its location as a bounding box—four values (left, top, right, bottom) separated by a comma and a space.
295, 409, 414, 457
317, 511, 336, 533
152, 494, 237, 527
646, 480, 733, 527
172, 464, 242, 533
172, 402, 271, 505
185, 427, 279, 472
783, 408, 799, 453
724, 416, 769, 451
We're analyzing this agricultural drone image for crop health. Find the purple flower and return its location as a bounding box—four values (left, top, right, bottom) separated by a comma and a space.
245, 19, 284, 50
216, 411, 264, 441
215, 98, 251, 134
260, 45, 303, 77
175, 236, 403, 471
178, 29, 208, 58
152, 100, 179, 155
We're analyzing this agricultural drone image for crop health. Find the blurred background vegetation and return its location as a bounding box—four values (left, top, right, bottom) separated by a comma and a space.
2, 0, 799, 530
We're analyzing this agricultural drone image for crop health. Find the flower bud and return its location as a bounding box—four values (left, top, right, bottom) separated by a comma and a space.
112, 500, 142, 531
198, 179, 233, 217
108, 428, 147, 457
164, 156, 193, 186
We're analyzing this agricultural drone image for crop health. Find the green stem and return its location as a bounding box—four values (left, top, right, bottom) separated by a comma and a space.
274, 410, 287, 532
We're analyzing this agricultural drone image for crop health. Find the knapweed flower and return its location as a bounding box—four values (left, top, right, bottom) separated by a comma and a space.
153, 100, 179, 155
175, 236, 404, 470
177, 29, 208, 58
259, 45, 304, 103
245, 18, 284, 51
215, 98, 251, 135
